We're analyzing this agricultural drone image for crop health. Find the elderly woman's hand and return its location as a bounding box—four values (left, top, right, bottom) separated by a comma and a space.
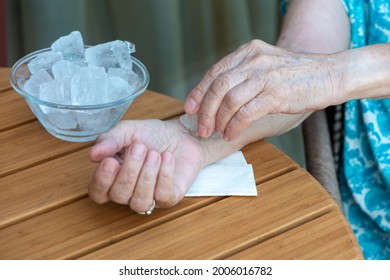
184, 39, 340, 141
88, 119, 206, 214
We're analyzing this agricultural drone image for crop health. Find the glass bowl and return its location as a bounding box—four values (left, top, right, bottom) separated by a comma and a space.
10, 47, 149, 142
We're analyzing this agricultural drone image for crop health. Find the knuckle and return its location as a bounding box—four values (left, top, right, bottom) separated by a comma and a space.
236, 106, 253, 123
116, 172, 137, 188
208, 62, 224, 77
109, 191, 130, 205
142, 174, 155, 185
88, 188, 107, 204
260, 93, 280, 114
129, 196, 148, 212
210, 76, 230, 96
155, 191, 177, 208
192, 85, 206, 98
224, 91, 241, 110
158, 170, 173, 182
241, 39, 261, 53
198, 110, 214, 120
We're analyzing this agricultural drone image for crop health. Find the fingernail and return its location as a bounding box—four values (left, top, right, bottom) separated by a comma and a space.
185, 98, 197, 113
198, 124, 209, 138
223, 135, 230, 142
130, 144, 146, 160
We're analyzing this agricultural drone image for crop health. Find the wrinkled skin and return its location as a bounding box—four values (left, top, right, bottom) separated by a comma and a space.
184, 40, 338, 141
88, 119, 206, 213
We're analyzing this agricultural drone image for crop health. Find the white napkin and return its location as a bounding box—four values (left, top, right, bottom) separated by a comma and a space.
179, 113, 257, 197
185, 151, 257, 196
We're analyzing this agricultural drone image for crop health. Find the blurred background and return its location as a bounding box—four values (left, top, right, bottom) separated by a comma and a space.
1, 0, 305, 167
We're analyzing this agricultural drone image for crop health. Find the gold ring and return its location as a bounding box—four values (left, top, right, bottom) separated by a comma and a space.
137, 200, 156, 215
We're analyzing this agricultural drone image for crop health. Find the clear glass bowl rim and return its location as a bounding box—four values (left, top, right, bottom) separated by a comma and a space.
9, 47, 150, 110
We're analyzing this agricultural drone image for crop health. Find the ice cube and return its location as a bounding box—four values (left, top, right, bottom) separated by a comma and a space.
27, 51, 63, 74
107, 67, 140, 93
52, 60, 81, 81
127, 71, 141, 92
180, 114, 198, 133
107, 76, 130, 101
85, 40, 134, 70
47, 111, 78, 130
179, 113, 222, 139
51, 31, 84, 61
24, 69, 53, 97
39, 79, 71, 105
76, 109, 109, 132
107, 67, 130, 81
107, 67, 138, 82
70, 66, 108, 105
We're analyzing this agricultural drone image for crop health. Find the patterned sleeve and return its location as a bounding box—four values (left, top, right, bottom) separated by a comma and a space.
280, 0, 288, 16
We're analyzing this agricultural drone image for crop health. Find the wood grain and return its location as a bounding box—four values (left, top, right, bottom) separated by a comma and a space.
0, 88, 36, 132
78, 169, 337, 260
242, 140, 299, 183
0, 68, 10, 91
0, 196, 225, 259
227, 211, 363, 260
0, 169, 334, 259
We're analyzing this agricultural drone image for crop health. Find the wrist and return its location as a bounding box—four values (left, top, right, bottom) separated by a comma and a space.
172, 116, 243, 167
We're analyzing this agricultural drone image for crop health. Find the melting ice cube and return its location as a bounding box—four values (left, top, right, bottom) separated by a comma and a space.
107, 76, 131, 101
39, 79, 71, 105
70, 66, 108, 105
85, 40, 134, 70
51, 31, 84, 61
107, 67, 140, 92
24, 69, 53, 97
52, 60, 81, 81
46, 111, 78, 130
27, 51, 63, 74
180, 114, 198, 133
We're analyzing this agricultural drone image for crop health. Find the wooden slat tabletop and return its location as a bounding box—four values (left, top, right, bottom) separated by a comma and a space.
0, 67, 363, 260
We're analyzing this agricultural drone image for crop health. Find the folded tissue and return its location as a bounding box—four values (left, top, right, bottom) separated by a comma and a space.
180, 114, 257, 197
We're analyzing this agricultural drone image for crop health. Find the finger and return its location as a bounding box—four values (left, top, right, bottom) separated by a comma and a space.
88, 157, 120, 204
129, 150, 161, 213
109, 143, 147, 205
214, 78, 263, 135
184, 48, 247, 115
196, 70, 248, 138
154, 152, 176, 208
89, 121, 135, 162
224, 95, 272, 141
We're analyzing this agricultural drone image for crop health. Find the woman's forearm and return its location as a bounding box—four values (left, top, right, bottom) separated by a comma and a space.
190, 113, 310, 167
332, 43, 390, 102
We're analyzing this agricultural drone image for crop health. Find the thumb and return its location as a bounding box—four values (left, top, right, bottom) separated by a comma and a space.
89, 121, 135, 162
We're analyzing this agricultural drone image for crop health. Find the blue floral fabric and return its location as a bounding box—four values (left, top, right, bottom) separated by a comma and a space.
280, 0, 390, 259
340, 0, 390, 260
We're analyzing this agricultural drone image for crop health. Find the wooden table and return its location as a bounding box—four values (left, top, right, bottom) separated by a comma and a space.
0, 67, 363, 260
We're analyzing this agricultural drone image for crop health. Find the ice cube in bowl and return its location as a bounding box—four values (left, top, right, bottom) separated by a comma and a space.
9, 47, 149, 142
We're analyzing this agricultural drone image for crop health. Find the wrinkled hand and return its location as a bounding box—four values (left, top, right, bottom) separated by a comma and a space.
88, 119, 205, 213
184, 39, 337, 141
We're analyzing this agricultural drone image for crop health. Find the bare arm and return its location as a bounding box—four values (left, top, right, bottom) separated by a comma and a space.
281, 0, 390, 105
277, 0, 350, 53
184, 0, 352, 141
